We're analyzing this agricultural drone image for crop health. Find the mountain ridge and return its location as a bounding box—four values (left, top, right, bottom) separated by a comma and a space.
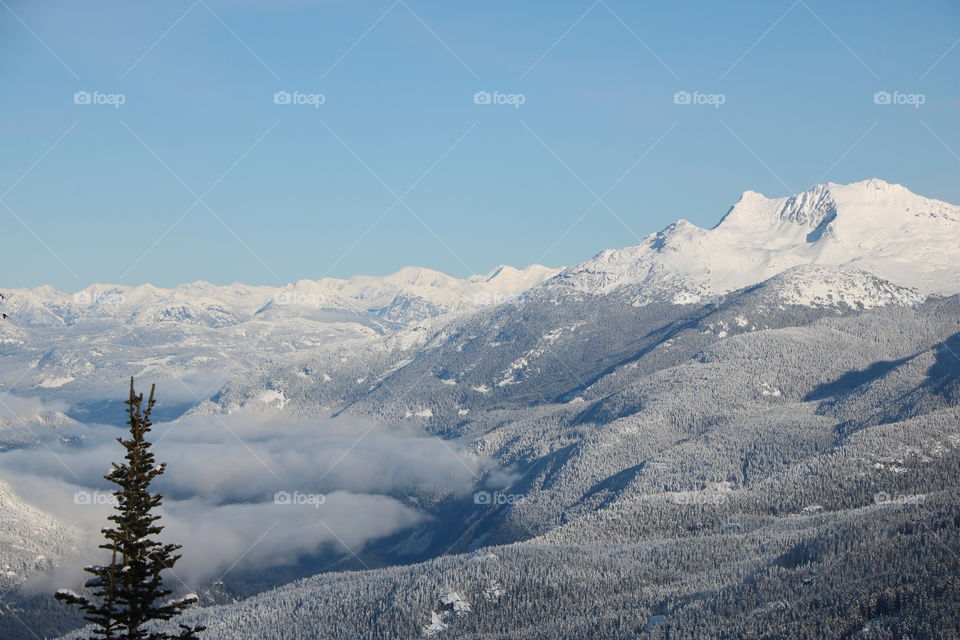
3, 179, 958, 328
548, 178, 960, 305
1, 264, 562, 328
2, 180, 959, 640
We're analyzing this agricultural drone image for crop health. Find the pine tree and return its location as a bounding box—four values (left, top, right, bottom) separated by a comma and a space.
56, 378, 205, 640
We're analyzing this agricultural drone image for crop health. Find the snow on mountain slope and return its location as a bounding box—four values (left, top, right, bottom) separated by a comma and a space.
5, 179, 950, 329
0, 320, 27, 345
4, 181, 960, 640
0, 395, 75, 433
200, 179, 958, 431
747, 264, 924, 309
548, 179, 959, 306
0, 282, 276, 328
1, 265, 561, 329
0, 264, 560, 405
1, 179, 954, 409
0, 478, 81, 589
259, 264, 562, 324
470, 264, 561, 300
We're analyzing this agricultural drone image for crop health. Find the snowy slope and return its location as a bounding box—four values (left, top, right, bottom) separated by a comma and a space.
3, 179, 960, 640
746, 264, 924, 309
0, 264, 561, 405
548, 179, 959, 306
0, 478, 81, 589
259, 264, 561, 324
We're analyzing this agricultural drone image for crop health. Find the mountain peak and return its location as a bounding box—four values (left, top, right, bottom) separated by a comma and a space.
719, 182, 836, 231
839, 177, 906, 192
482, 264, 520, 282
549, 179, 960, 301
738, 189, 767, 201
716, 178, 950, 235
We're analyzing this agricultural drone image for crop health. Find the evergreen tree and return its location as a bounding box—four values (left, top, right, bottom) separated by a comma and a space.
56, 378, 205, 640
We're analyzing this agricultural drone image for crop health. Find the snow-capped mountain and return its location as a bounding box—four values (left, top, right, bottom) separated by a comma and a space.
0, 264, 561, 406
1, 264, 561, 329
549, 179, 959, 306
198, 179, 959, 426
1, 179, 954, 406
3, 179, 955, 332
2, 179, 960, 640
259, 264, 561, 324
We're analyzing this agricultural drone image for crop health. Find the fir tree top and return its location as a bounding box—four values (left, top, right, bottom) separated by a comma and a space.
56, 378, 205, 640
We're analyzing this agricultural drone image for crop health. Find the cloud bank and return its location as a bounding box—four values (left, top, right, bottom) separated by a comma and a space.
0, 406, 488, 587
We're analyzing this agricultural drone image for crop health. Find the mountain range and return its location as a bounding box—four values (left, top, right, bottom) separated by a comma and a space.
1, 178, 958, 639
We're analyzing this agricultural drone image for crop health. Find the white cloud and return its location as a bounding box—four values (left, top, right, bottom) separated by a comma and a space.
0, 412, 488, 586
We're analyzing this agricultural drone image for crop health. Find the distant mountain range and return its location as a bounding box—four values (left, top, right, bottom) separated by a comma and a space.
2, 263, 562, 328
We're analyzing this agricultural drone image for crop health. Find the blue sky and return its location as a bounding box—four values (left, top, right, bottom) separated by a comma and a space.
2, 0, 958, 290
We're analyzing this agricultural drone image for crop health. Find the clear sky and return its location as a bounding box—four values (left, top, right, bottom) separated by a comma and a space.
2, 0, 958, 290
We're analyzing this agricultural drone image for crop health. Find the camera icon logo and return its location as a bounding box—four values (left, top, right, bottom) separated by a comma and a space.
473, 491, 491, 504
873, 91, 891, 105
74, 491, 92, 504
74, 91, 92, 105
673, 91, 691, 105
473, 91, 492, 105
273, 491, 292, 504
73, 291, 92, 304
274, 91, 292, 105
